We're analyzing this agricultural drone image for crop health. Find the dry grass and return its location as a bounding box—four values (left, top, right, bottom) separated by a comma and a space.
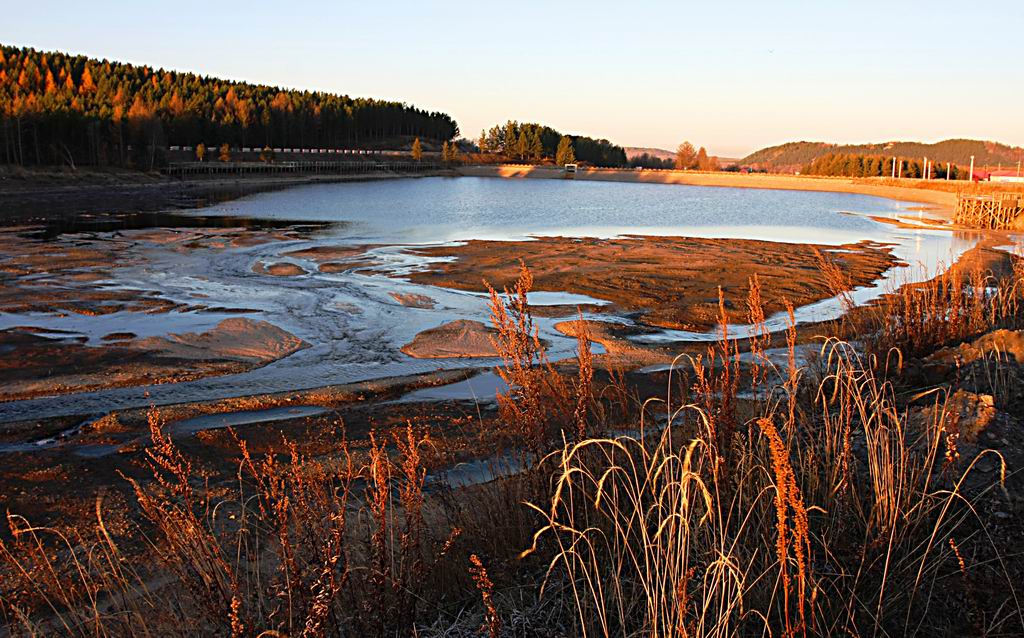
856, 257, 1024, 361
2, 258, 1023, 636
520, 337, 1016, 636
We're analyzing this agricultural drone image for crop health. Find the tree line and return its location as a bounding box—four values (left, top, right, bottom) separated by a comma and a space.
0, 43, 460, 169
743, 139, 1022, 173
477, 120, 627, 167
674, 141, 720, 171
801, 152, 963, 179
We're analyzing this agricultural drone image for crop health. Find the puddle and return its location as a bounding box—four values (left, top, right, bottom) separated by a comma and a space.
458, 290, 610, 306
0, 414, 105, 454
395, 372, 508, 404
0, 310, 251, 345
166, 405, 331, 436
427, 453, 525, 489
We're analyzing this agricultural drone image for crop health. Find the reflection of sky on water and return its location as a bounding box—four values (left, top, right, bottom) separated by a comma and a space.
191, 176, 916, 244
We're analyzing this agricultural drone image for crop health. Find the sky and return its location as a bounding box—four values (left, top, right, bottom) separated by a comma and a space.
4, 0, 1023, 158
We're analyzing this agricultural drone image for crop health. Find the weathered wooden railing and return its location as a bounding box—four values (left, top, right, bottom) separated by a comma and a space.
954, 192, 1024, 229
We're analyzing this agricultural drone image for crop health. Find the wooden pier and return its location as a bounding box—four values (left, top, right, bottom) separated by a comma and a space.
954, 192, 1024, 229
163, 160, 441, 179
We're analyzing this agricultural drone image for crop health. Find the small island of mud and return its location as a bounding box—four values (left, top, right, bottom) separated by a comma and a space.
404, 235, 897, 331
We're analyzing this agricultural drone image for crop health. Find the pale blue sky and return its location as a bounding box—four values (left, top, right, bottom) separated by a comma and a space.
4, 0, 1022, 157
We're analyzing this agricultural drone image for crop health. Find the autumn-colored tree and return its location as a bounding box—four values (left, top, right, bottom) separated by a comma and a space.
675, 142, 697, 169
440, 140, 450, 163
195, 143, 206, 162
555, 135, 576, 165
411, 137, 423, 161
478, 130, 488, 153
218, 143, 231, 162
696, 146, 711, 171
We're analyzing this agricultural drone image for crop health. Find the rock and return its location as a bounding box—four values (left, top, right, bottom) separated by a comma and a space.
928, 329, 1024, 368
389, 292, 436, 309
941, 390, 996, 443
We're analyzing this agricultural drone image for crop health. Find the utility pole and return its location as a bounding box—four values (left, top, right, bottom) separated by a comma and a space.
923, 156, 928, 179
897, 159, 902, 179
969, 155, 975, 182
892, 156, 897, 179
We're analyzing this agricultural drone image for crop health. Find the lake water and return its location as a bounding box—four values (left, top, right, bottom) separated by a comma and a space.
0, 176, 985, 421
197, 176, 943, 245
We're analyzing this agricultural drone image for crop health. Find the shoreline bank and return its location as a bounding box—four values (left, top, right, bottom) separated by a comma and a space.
0, 168, 456, 218
457, 164, 959, 213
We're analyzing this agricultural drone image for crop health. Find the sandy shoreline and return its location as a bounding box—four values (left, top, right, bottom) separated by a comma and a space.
457, 165, 959, 213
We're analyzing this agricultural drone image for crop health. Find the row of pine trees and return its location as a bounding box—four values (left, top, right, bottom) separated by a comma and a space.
0, 44, 460, 169
477, 120, 627, 167
801, 152, 962, 179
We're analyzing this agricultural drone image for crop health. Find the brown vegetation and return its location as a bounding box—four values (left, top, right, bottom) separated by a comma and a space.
2, 252, 1024, 636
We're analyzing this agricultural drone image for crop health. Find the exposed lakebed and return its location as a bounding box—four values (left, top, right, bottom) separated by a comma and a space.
0, 176, 982, 424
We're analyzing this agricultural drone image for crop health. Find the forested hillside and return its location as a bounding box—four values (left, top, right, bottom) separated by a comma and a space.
0, 44, 459, 168
742, 139, 1023, 172
478, 120, 628, 167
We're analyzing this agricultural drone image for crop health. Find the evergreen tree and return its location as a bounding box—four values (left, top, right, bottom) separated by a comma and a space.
503, 121, 518, 158
529, 129, 543, 161
516, 129, 529, 160
486, 125, 503, 153
555, 135, 575, 165
478, 129, 488, 153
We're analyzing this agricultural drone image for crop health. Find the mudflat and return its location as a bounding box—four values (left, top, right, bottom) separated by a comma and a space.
403, 235, 896, 331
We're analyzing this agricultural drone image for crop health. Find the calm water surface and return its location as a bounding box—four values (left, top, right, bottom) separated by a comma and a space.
195, 176, 937, 244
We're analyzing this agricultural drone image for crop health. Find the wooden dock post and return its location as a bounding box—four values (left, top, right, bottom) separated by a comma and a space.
954, 192, 1024, 229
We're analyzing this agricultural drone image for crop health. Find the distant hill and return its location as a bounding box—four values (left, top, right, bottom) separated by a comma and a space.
741, 139, 1024, 173
627, 146, 739, 167
625, 147, 675, 162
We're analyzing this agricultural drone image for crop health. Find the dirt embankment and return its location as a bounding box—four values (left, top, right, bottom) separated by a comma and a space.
403, 235, 896, 331
457, 165, 959, 212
